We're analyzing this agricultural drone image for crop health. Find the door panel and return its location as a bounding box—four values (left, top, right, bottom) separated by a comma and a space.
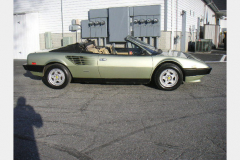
98, 55, 153, 79
66, 53, 101, 78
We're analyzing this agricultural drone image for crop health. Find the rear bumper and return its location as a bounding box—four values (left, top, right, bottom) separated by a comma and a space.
183, 67, 212, 76
23, 63, 44, 72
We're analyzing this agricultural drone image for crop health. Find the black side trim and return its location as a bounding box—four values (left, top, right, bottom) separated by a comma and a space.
72, 78, 150, 84
183, 68, 212, 76
23, 63, 44, 72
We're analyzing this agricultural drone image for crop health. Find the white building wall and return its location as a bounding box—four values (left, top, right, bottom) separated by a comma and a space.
14, 12, 39, 59
220, 19, 227, 30
14, 0, 216, 33
166, 0, 216, 32
14, 0, 165, 34
14, 0, 62, 33
14, 0, 217, 52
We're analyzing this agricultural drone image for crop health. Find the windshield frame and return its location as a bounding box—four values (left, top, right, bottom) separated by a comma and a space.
125, 36, 160, 55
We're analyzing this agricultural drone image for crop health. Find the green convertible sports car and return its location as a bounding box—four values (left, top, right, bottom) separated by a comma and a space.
23, 35, 212, 91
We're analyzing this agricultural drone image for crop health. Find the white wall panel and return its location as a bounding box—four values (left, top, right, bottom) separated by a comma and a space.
14, 13, 39, 59
14, 0, 61, 33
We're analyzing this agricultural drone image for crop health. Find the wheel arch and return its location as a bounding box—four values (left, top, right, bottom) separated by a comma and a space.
43, 61, 73, 80
151, 60, 185, 82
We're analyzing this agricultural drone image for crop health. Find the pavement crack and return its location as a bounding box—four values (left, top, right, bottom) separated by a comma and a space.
81, 135, 97, 153
84, 108, 225, 155
43, 142, 93, 160
206, 136, 226, 153
80, 92, 100, 112
140, 118, 146, 134
155, 142, 179, 149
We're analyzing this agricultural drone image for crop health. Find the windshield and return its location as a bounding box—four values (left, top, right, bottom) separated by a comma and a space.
125, 35, 162, 55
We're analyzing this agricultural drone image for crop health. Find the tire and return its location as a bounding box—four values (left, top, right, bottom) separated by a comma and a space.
154, 63, 183, 91
43, 64, 72, 89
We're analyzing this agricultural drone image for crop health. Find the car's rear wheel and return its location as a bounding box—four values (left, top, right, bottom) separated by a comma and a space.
154, 63, 183, 91
43, 64, 71, 89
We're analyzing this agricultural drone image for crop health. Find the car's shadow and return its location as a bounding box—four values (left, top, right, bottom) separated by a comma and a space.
23, 71, 42, 80
23, 71, 159, 90
75, 81, 159, 90
144, 82, 159, 90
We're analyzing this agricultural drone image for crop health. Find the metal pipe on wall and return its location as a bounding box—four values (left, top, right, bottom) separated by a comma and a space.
98, 38, 100, 46
143, 37, 145, 43
149, 37, 153, 46
103, 38, 106, 46
156, 37, 159, 49
61, 0, 64, 40
171, 0, 174, 50
76, 30, 78, 43
175, 0, 178, 50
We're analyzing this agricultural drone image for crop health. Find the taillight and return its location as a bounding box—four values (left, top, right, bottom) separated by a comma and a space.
32, 62, 37, 65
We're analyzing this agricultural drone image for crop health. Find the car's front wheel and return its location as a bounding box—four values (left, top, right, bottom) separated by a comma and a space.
154, 63, 183, 91
43, 64, 71, 89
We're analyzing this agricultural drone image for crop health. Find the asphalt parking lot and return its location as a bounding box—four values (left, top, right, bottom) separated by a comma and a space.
14, 59, 226, 160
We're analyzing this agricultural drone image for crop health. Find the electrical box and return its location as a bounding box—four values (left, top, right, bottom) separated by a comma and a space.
72, 19, 80, 25
81, 20, 91, 38
89, 9, 108, 19
86, 9, 108, 38
109, 7, 130, 42
88, 17, 107, 38
69, 25, 80, 32
132, 5, 161, 37
81, 5, 161, 42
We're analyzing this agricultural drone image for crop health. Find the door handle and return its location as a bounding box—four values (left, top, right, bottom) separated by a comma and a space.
99, 58, 107, 61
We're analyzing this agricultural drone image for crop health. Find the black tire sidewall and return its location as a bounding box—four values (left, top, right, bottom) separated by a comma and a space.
154, 63, 183, 91
43, 64, 71, 89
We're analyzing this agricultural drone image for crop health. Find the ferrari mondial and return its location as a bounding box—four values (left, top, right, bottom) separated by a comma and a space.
23, 36, 211, 91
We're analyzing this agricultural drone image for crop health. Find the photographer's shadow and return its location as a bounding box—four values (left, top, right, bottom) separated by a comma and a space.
14, 97, 43, 160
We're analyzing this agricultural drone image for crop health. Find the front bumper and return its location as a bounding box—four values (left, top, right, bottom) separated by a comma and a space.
183, 67, 212, 76
23, 63, 44, 72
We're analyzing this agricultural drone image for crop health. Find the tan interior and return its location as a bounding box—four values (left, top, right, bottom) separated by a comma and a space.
85, 43, 129, 55
99, 48, 110, 54
116, 52, 128, 55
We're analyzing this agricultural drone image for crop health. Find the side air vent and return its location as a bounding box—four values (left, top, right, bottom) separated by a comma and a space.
66, 56, 92, 65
